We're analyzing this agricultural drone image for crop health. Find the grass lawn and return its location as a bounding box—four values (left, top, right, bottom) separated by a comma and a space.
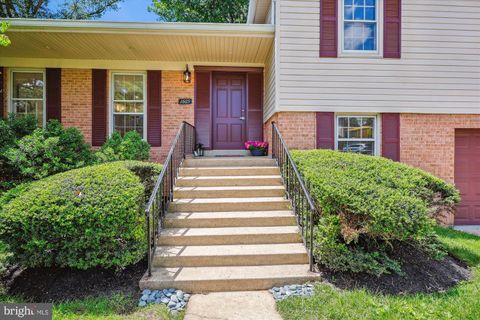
277, 227, 480, 320
0, 242, 183, 320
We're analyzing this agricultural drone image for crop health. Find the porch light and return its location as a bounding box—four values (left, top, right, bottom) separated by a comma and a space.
183, 64, 191, 83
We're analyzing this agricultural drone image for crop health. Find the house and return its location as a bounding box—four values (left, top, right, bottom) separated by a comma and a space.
1, 0, 479, 226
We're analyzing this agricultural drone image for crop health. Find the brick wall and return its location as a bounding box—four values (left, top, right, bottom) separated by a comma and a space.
150, 71, 195, 162
263, 112, 317, 151
400, 114, 480, 184
61, 69, 93, 144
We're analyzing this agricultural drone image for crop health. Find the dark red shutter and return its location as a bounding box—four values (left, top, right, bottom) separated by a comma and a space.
381, 113, 400, 161
195, 71, 211, 149
91, 69, 107, 147
384, 0, 401, 58
320, 0, 338, 57
0, 67, 4, 119
46, 68, 61, 121
316, 112, 335, 149
247, 72, 264, 141
147, 70, 162, 147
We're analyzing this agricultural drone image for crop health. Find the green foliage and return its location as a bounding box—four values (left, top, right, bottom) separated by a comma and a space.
0, 114, 38, 192
0, 161, 161, 270
96, 131, 150, 163
5, 120, 94, 180
0, 21, 10, 47
291, 150, 460, 275
277, 229, 480, 320
1, 1, 123, 19
149, 0, 249, 23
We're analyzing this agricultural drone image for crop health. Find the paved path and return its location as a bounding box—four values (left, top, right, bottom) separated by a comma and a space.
184, 291, 282, 320
455, 226, 480, 236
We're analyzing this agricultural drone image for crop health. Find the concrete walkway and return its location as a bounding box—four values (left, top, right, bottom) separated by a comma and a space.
184, 291, 282, 320
455, 225, 480, 236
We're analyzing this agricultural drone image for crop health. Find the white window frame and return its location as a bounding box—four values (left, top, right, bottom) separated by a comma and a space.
110, 71, 147, 140
9, 69, 46, 126
339, 0, 383, 57
335, 114, 380, 156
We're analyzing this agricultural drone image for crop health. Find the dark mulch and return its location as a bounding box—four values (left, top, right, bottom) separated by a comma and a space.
319, 245, 471, 295
5, 259, 146, 302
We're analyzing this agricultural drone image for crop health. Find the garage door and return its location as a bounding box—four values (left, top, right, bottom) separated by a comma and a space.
455, 129, 480, 225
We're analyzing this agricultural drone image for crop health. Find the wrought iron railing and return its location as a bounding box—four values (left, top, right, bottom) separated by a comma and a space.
271, 122, 320, 272
145, 121, 196, 276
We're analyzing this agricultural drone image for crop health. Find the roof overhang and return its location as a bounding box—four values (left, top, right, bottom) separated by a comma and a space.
247, 0, 272, 24
0, 19, 274, 69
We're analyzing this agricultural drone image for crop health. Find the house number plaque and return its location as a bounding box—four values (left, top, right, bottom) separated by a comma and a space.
178, 98, 192, 105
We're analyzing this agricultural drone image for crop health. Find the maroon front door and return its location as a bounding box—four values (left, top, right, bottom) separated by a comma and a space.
212, 73, 246, 149
455, 129, 480, 225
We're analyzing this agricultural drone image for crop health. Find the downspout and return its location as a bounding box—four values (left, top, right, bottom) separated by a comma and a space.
247, 0, 257, 24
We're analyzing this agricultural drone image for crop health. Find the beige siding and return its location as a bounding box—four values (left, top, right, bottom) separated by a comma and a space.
277, 0, 480, 114
264, 42, 277, 121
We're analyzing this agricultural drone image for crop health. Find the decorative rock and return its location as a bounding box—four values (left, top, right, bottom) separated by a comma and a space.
270, 283, 315, 301
177, 291, 184, 300
167, 300, 177, 308
139, 287, 190, 314
171, 295, 179, 303
184, 293, 190, 301
155, 298, 162, 304
161, 297, 170, 304
168, 288, 176, 293
138, 300, 147, 307
140, 294, 149, 301
142, 289, 151, 296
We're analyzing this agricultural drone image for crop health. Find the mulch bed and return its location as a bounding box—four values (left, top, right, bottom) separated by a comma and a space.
319, 245, 472, 295
5, 260, 146, 302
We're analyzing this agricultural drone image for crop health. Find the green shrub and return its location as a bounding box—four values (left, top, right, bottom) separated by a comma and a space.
0, 114, 38, 192
4, 120, 94, 180
96, 131, 150, 162
291, 150, 460, 276
0, 161, 161, 270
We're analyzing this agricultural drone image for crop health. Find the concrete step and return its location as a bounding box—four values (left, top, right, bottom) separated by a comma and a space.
153, 243, 309, 267
203, 150, 249, 157
169, 197, 290, 212
164, 210, 296, 228
176, 175, 283, 187
179, 166, 280, 177
174, 186, 286, 199
140, 264, 319, 292
157, 226, 302, 246
183, 157, 276, 168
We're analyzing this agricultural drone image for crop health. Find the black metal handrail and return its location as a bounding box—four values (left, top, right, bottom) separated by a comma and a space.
145, 121, 195, 276
271, 122, 320, 272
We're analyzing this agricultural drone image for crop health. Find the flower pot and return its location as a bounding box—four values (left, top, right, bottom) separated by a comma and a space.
250, 149, 266, 156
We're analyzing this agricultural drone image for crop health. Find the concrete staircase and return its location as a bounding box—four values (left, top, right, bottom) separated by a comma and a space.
140, 156, 318, 293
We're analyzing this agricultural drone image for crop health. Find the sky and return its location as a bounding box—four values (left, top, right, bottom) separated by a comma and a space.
49, 0, 158, 22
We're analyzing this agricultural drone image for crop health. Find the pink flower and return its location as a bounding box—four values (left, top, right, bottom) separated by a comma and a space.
244, 140, 269, 151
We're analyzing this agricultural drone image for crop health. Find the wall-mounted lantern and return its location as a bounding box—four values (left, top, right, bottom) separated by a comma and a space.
194, 143, 205, 157
183, 64, 191, 84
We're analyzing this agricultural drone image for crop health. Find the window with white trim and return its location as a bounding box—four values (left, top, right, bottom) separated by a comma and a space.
343, 0, 378, 52
337, 116, 377, 155
112, 73, 146, 138
11, 70, 45, 126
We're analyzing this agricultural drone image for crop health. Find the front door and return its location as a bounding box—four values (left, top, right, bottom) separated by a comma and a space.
212, 73, 246, 149
455, 129, 480, 225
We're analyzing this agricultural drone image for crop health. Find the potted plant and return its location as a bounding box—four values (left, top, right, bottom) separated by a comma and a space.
244, 140, 269, 156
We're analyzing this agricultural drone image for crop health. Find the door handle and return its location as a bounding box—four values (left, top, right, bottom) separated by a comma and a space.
240, 117, 245, 120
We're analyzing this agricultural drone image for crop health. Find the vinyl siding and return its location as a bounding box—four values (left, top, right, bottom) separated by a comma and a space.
277, 0, 480, 114
264, 42, 277, 121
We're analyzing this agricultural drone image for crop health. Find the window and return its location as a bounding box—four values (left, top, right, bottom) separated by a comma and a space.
11, 70, 45, 126
112, 73, 146, 138
337, 116, 377, 155
343, 0, 378, 52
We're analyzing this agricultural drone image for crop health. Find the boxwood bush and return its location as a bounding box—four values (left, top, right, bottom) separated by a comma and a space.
291, 150, 460, 276
0, 161, 162, 270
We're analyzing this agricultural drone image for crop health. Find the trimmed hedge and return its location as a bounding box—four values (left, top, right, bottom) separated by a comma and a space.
291, 150, 460, 275
0, 161, 162, 270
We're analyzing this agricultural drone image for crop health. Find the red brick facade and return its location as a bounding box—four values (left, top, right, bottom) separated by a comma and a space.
264, 112, 317, 153
61, 69, 93, 144
151, 71, 194, 162
400, 114, 480, 184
